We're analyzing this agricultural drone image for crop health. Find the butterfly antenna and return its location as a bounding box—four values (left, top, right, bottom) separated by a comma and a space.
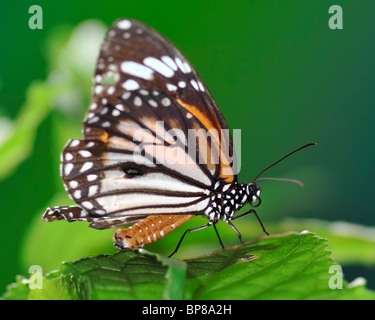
255, 177, 304, 187
253, 142, 317, 182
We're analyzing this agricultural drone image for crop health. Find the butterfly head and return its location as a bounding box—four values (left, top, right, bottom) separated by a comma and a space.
246, 183, 262, 207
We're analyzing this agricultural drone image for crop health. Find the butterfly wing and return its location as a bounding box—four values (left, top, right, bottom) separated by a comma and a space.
46, 19, 237, 229
88, 19, 237, 183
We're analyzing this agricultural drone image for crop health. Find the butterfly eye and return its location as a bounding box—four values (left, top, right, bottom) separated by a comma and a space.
123, 167, 143, 177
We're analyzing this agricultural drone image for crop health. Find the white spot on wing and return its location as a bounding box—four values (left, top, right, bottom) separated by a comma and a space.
190, 79, 199, 91
87, 116, 99, 124
175, 57, 187, 73
121, 61, 154, 80
116, 103, 126, 111
87, 174, 98, 181
112, 109, 121, 117
183, 62, 192, 73
161, 97, 171, 107
88, 185, 99, 197
69, 180, 78, 188
148, 99, 158, 108
122, 79, 140, 91
143, 57, 174, 78
161, 56, 178, 71
80, 162, 93, 173
81, 201, 94, 210
198, 80, 205, 91
65, 153, 73, 161
89, 103, 97, 111
70, 140, 80, 148
178, 81, 186, 88
134, 96, 142, 107
79, 150, 92, 158
107, 86, 115, 95
166, 83, 177, 91
117, 19, 132, 30
94, 85, 103, 95
64, 163, 74, 176
73, 190, 81, 199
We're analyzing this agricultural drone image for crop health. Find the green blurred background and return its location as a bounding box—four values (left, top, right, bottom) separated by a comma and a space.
1, 0, 375, 295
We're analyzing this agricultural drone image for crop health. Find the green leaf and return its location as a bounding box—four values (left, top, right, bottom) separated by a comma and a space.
1, 273, 73, 300
139, 249, 187, 300
27, 274, 72, 300
277, 219, 375, 266
1, 276, 29, 300
184, 231, 374, 299
4, 231, 375, 300
60, 250, 169, 300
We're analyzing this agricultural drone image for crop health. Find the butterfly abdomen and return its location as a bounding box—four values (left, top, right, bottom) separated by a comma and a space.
114, 214, 194, 249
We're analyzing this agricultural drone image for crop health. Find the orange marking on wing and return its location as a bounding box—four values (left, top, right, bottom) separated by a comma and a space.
176, 99, 219, 140
177, 99, 235, 183
177, 99, 220, 174
221, 172, 234, 183
85, 126, 110, 143
114, 214, 195, 249
98, 131, 109, 143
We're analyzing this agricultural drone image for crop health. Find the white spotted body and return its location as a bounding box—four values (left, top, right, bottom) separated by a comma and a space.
205, 181, 261, 223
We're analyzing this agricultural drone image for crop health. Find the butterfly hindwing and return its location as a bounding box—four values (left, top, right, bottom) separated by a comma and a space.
61, 125, 211, 227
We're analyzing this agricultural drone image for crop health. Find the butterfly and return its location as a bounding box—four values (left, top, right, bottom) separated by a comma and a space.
42, 18, 315, 257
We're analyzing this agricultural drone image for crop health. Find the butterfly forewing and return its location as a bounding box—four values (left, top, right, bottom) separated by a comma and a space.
87, 19, 237, 182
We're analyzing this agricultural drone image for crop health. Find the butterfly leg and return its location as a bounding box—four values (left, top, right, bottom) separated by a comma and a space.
231, 209, 269, 235
226, 220, 243, 244
213, 221, 224, 249
168, 222, 212, 258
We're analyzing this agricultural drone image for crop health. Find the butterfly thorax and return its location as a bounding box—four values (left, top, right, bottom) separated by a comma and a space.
205, 181, 261, 222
